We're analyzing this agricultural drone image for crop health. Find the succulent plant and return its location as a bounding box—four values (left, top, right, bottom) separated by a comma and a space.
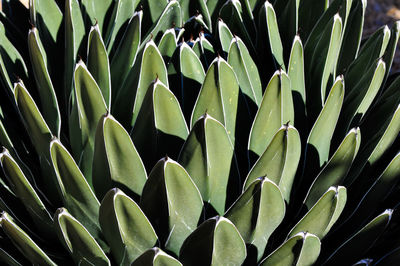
0, 0, 400, 265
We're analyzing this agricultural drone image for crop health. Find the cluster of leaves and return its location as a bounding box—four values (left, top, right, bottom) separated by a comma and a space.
0, 0, 400, 265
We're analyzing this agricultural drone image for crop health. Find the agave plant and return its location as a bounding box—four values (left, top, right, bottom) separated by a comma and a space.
0, 0, 400, 265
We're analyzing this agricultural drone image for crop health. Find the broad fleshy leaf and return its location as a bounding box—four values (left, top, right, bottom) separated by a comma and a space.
87, 24, 111, 108
288, 186, 347, 239
28, 27, 61, 137
131, 80, 188, 168
225, 177, 285, 261
180, 216, 246, 266
110, 11, 142, 101
71, 61, 107, 181
0, 149, 53, 235
191, 57, 239, 144
104, 0, 139, 53
305, 128, 360, 208
179, 114, 237, 215
245, 125, 301, 202
0, 212, 56, 266
248, 70, 294, 156
92, 114, 147, 200
132, 247, 182, 266
140, 158, 203, 255
259, 232, 320, 266
50, 139, 104, 248
324, 209, 393, 265
54, 208, 110, 266
228, 36, 262, 106
99, 188, 158, 265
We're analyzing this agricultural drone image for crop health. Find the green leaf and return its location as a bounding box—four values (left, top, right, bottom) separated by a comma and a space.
305, 128, 360, 208
180, 42, 205, 85
141, 1, 182, 50
179, 0, 211, 31
324, 209, 393, 265
220, 0, 256, 57
141, 0, 168, 29
259, 232, 320, 266
140, 158, 203, 255
0, 120, 13, 152
346, 104, 400, 186
99, 188, 158, 265
0, 21, 28, 92
54, 208, 110, 266
288, 35, 306, 131
87, 24, 111, 108
228, 36, 262, 106
276, 0, 300, 50
0, 212, 56, 266
64, 0, 86, 104
349, 152, 400, 225
115, 40, 168, 127
192, 32, 215, 69
131, 80, 188, 167
261, 1, 285, 70
336, 0, 366, 73
339, 59, 386, 136
116, 41, 168, 125
50, 139, 104, 249
132, 247, 182, 266
217, 19, 234, 54
104, 0, 139, 53
27, 27, 61, 137
383, 21, 400, 82
0, 150, 53, 235
306, 76, 344, 167
178, 42, 205, 120
225, 177, 285, 261
361, 75, 400, 148
180, 217, 246, 266
288, 186, 347, 239
13, 81, 52, 157
245, 125, 301, 202
110, 11, 142, 101
298, 0, 328, 40
71, 61, 107, 181
30, 0, 62, 47
179, 114, 236, 215
304, 0, 352, 75
92, 114, 147, 200
248, 70, 294, 156
207, 0, 225, 23
345, 25, 390, 96
81, 0, 113, 33
305, 14, 343, 115
13, 81, 60, 203
158, 29, 177, 60
191, 57, 239, 144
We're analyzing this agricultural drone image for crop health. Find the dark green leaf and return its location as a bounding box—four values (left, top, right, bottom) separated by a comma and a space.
180, 217, 246, 265
225, 177, 285, 261
179, 114, 236, 215
54, 208, 110, 266
259, 232, 320, 266
92, 114, 147, 200
141, 158, 203, 255
99, 188, 158, 265
28, 27, 61, 137
0, 212, 56, 265
87, 24, 111, 108
245, 125, 301, 202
